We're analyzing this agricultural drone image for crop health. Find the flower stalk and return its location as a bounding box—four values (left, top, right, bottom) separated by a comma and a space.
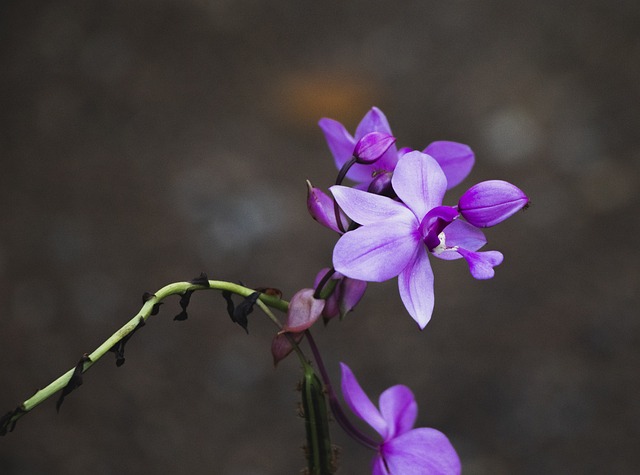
1, 279, 290, 434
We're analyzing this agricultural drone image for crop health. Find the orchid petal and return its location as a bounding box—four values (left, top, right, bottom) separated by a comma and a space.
392, 151, 447, 219
331, 185, 414, 225
355, 107, 393, 138
458, 180, 529, 227
340, 363, 388, 439
398, 247, 434, 329
379, 385, 418, 439
380, 428, 461, 475
424, 141, 475, 189
333, 219, 420, 282
457, 248, 504, 279
318, 118, 355, 170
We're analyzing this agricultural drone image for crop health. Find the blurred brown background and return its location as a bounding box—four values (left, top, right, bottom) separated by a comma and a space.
1, 1, 639, 474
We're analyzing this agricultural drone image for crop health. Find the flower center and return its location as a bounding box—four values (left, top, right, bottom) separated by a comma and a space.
431, 232, 447, 254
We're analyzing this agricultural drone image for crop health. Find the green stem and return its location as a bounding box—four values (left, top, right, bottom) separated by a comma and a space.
2, 279, 290, 433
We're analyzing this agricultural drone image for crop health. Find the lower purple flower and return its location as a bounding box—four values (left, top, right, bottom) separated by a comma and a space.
340, 363, 460, 475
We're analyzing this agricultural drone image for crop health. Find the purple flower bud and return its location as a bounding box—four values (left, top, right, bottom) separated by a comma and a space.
458, 180, 529, 227
367, 171, 393, 196
281, 288, 325, 333
314, 268, 367, 320
353, 132, 396, 164
271, 331, 304, 366
306, 181, 348, 233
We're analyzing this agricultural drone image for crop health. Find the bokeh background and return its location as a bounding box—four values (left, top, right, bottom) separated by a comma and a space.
1, 1, 639, 474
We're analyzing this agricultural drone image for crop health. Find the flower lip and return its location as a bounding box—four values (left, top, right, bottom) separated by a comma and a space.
418, 206, 459, 251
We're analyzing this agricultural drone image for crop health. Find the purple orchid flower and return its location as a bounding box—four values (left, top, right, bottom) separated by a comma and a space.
319, 107, 399, 186
340, 362, 461, 475
331, 151, 527, 328
320, 107, 475, 190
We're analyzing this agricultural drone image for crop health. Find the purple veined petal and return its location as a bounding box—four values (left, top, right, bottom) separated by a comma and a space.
392, 151, 448, 219
355, 107, 393, 139
354, 132, 397, 164
281, 288, 325, 333
318, 118, 355, 170
331, 185, 415, 225
307, 182, 348, 233
424, 141, 475, 190
380, 428, 461, 475
458, 180, 529, 228
398, 247, 435, 329
340, 362, 388, 439
378, 385, 418, 440
457, 248, 504, 279
333, 218, 420, 282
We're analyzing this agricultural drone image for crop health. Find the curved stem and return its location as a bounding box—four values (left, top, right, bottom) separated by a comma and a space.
313, 267, 337, 300
304, 330, 378, 450
1, 279, 291, 434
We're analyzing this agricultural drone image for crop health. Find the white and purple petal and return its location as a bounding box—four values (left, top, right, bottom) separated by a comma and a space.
333, 219, 420, 282
392, 151, 448, 220
424, 141, 475, 190
398, 247, 435, 329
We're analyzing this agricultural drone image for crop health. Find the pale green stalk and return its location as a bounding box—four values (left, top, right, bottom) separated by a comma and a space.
1, 280, 289, 432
